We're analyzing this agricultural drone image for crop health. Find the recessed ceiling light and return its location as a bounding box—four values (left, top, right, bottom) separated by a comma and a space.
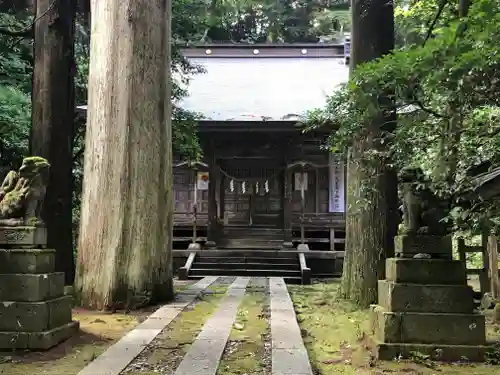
205, 49, 212, 55
301, 49, 308, 55
253, 49, 260, 55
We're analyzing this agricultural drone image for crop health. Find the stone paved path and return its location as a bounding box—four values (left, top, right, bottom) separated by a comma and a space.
270, 277, 313, 375
174, 277, 250, 375
77, 276, 218, 375
77, 276, 312, 375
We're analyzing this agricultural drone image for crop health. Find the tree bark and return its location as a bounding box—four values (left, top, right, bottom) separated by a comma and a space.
340, 0, 398, 307
74, 0, 173, 310
30, 0, 76, 285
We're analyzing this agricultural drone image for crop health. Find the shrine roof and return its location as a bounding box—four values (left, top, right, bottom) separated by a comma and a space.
177, 44, 349, 122
76, 44, 350, 123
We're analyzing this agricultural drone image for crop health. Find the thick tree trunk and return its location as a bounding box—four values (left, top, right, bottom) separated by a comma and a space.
340, 0, 398, 307
30, 0, 76, 285
74, 0, 173, 310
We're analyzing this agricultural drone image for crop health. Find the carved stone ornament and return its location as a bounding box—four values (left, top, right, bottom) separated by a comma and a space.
399, 167, 450, 236
0, 156, 50, 227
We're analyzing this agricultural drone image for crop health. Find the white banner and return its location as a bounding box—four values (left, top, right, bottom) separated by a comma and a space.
329, 154, 345, 213
294, 172, 308, 191
197, 172, 209, 190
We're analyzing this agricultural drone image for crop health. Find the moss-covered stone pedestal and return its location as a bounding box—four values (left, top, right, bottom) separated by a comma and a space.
370, 234, 488, 362
0, 227, 79, 350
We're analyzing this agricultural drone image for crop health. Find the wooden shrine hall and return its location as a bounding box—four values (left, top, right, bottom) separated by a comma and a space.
78, 43, 351, 281
173, 44, 349, 271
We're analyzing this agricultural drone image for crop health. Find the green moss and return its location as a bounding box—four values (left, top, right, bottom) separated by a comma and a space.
131, 283, 230, 370
23, 156, 48, 164
217, 291, 269, 375
0, 310, 137, 375
289, 280, 500, 375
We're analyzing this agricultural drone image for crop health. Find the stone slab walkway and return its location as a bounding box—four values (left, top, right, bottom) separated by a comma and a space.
270, 277, 313, 375
77, 276, 219, 375
174, 276, 251, 375
76, 276, 313, 375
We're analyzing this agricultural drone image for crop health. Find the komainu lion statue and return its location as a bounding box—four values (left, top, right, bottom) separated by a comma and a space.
0, 157, 50, 226
399, 166, 450, 236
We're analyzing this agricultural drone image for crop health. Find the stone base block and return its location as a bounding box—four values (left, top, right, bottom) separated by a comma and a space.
378, 280, 474, 314
0, 321, 79, 350
495, 303, 500, 323
386, 258, 466, 285
395, 235, 452, 259
0, 273, 64, 302
0, 295, 73, 332
370, 305, 486, 346
204, 241, 217, 249
0, 227, 47, 247
372, 340, 487, 362
187, 242, 201, 250
0, 249, 55, 274
297, 243, 309, 251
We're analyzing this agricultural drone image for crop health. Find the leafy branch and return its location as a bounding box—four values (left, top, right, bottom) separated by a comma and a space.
0, 0, 56, 38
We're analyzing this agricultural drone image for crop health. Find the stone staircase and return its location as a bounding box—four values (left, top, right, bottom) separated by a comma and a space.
184, 250, 303, 283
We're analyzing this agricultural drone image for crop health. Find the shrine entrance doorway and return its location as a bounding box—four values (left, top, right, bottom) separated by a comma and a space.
219, 158, 283, 228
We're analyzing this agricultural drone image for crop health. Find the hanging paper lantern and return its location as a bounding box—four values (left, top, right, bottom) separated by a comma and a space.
265, 180, 269, 193
256, 182, 260, 194
242, 181, 246, 194
230, 179, 234, 192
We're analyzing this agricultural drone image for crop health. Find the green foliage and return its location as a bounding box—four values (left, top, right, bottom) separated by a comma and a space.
0, 85, 30, 168
198, 0, 349, 43
0, 9, 32, 171
306, 0, 500, 234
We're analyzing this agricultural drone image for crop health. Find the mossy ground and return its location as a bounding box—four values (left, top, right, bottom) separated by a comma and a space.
217, 290, 270, 375
124, 283, 230, 374
0, 310, 138, 375
288, 279, 500, 375
0, 279, 199, 375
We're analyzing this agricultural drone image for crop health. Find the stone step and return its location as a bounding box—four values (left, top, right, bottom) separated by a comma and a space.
196, 256, 298, 265
221, 239, 283, 249
190, 268, 301, 278
197, 250, 299, 259
0, 295, 73, 332
386, 258, 467, 285
372, 340, 487, 362
193, 262, 298, 270
378, 280, 475, 314
0, 273, 64, 302
0, 249, 55, 274
370, 305, 486, 346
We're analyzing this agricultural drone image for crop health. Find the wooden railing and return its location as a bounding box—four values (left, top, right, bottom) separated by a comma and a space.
457, 234, 500, 298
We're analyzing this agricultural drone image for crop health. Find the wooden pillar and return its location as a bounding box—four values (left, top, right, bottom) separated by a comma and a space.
219, 174, 226, 221
207, 145, 218, 247
488, 234, 500, 300
315, 168, 320, 213
282, 142, 293, 248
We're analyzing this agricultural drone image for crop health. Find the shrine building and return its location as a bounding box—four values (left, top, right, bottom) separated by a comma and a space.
173, 44, 348, 253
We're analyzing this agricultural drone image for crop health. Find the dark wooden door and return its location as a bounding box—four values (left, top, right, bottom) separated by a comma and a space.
220, 159, 282, 227
251, 177, 282, 226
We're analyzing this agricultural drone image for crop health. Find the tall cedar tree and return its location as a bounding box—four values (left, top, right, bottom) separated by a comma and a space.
30, 0, 76, 285
340, 0, 398, 307
74, 0, 173, 310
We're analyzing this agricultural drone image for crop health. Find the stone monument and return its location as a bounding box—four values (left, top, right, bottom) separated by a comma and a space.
0, 157, 79, 350
369, 167, 488, 361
